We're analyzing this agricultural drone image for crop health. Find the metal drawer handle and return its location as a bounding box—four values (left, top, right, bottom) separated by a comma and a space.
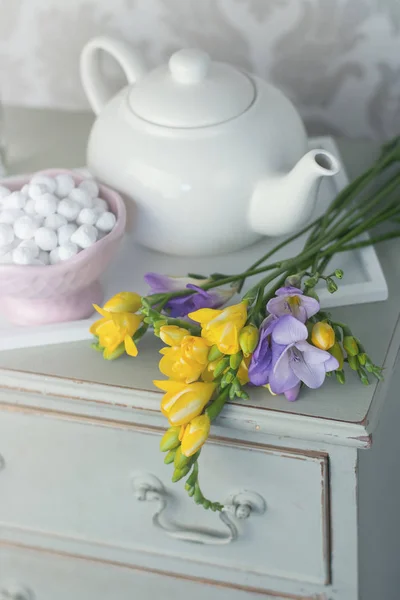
0, 454, 5, 472
0, 585, 35, 600
132, 474, 266, 545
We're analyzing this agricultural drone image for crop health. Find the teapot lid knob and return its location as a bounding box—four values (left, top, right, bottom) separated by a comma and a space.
169, 49, 211, 84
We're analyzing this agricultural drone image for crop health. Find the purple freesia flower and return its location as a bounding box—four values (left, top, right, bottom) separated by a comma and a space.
248, 315, 278, 386
267, 286, 320, 323
268, 315, 339, 394
144, 272, 235, 318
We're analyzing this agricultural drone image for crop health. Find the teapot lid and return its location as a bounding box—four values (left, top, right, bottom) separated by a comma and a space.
128, 49, 255, 128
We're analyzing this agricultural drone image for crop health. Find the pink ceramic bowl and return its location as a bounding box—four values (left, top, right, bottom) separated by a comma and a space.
0, 169, 126, 326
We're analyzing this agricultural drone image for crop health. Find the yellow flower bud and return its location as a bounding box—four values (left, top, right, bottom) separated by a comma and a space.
343, 335, 359, 357
311, 322, 335, 350
159, 426, 181, 452
159, 325, 189, 347
239, 324, 259, 356
329, 342, 344, 370
181, 414, 211, 457
153, 380, 216, 426
103, 292, 142, 314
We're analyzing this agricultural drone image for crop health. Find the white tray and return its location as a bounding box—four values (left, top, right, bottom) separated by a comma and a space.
0, 137, 388, 351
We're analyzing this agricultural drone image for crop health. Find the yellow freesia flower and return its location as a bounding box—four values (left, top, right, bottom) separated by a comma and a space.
158, 325, 210, 384
180, 414, 211, 457
311, 322, 335, 350
188, 301, 248, 355
103, 292, 142, 313
153, 380, 216, 426
90, 305, 143, 358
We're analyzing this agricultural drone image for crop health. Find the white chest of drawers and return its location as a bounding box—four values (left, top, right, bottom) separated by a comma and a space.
0, 109, 399, 600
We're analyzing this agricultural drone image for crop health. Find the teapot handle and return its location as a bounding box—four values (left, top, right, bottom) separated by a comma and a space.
80, 36, 147, 115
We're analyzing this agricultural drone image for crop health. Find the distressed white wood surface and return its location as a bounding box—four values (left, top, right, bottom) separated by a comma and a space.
2, 544, 314, 600
0, 410, 329, 587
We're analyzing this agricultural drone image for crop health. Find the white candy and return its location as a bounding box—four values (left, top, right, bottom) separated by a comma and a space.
57, 198, 81, 221
0, 185, 10, 200
0, 239, 19, 256
12, 246, 36, 265
18, 239, 39, 259
34, 227, 58, 251
30, 174, 57, 193
58, 242, 79, 261
55, 174, 75, 198
93, 198, 108, 213
13, 216, 39, 240
34, 192, 58, 216
38, 250, 50, 265
0, 209, 24, 224
57, 223, 77, 246
69, 188, 93, 208
0, 223, 15, 247
49, 247, 62, 265
71, 224, 98, 249
77, 208, 97, 226
44, 213, 67, 230
24, 199, 36, 215
21, 184, 29, 196
28, 183, 48, 199
96, 211, 116, 232
3, 191, 27, 210
78, 179, 99, 198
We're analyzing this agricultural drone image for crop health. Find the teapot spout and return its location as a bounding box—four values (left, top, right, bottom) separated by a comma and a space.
249, 149, 340, 237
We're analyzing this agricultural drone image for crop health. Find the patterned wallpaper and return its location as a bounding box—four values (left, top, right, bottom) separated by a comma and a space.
0, 0, 400, 140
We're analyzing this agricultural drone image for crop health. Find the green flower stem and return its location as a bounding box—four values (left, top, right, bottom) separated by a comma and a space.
205, 386, 230, 421
337, 231, 400, 252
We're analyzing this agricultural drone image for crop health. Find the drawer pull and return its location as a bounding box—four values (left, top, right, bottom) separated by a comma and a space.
0, 454, 5, 471
132, 474, 266, 545
0, 585, 35, 600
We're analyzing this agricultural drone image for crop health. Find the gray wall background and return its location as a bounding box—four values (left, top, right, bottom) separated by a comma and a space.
1, 0, 399, 140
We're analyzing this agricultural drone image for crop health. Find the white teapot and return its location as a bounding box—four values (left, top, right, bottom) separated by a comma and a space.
81, 37, 340, 256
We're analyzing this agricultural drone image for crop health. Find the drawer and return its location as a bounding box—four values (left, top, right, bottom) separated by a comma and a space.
0, 544, 314, 600
0, 410, 330, 592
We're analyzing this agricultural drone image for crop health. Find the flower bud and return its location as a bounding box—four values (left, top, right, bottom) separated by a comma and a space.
326, 277, 338, 293
343, 335, 359, 356
239, 324, 259, 356
221, 370, 235, 387
329, 342, 344, 370
103, 291, 141, 313
207, 345, 223, 361
213, 356, 230, 378
285, 274, 302, 288
229, 352, 242, 370
181, 414, 210, 457
335, 370, 345, 384
164, 448, 177, 464
334, 269, 344, 279
159, 426, 181, 452
358, 352, 367, 366
174, 445, 191, 469
159, 325, 188, 346
347, 355, 358, 371
229, 379, 241, 400
311, 322, 335, 350
304, 276, 319, 288
172, 465, 191, 482
358, 367, 370, 386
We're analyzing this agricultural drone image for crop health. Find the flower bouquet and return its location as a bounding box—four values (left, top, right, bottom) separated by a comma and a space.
90, 138, 400, 511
